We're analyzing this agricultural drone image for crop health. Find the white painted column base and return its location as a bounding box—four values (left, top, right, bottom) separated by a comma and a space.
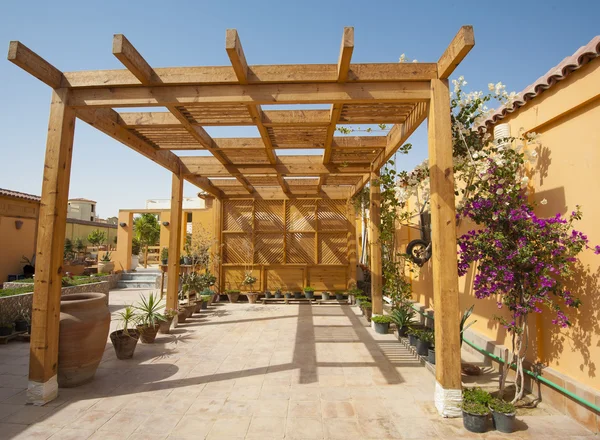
27, 375, 58, 406
434, 380, 462, 417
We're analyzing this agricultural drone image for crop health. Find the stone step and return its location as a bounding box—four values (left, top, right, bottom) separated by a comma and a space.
120, 274, 159, 281
116, 280, 157, 289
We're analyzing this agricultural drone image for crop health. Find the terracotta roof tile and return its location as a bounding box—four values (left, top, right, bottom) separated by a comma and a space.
0, 188, 41, 202
483, 36, 600, 128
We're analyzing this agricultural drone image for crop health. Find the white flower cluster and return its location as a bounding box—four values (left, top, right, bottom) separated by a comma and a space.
399, 53, 418, 63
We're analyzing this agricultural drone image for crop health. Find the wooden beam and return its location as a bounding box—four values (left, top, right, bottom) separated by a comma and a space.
437, 26, 475, 79
323, 104, 343, 163
182, 174, 224, 199
28, 89, 75, 405
181, 155, 371, 176
225, 29, 278, 170
223, 186, 352, 200
350, 174, 370, 198
369, 169, 382, 315
112, 34, 156, 84
67, 81, 432, 108
262, 110, 330, 127
167, 172, 183, 314
428, 78, 462, 415
337, 27, 354, 82
75, 107, 181, 175
7, 41, 64, 89
60, 63, 438, 88
374, 102, 428, 169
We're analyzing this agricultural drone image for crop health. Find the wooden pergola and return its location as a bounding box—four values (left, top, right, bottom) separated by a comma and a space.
8, 26, 474, 416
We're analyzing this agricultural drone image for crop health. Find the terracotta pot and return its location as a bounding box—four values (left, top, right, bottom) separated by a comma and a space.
137, 324, 160, 343
227, 293, 240, 303
194, 301, 202, 313
158, 317, 174, 334
110, 329, 140, 359
184, 304, 196, 317
200, 301, 208, 310
177, 309, 188, 323
58, 293, 110, 387
247, 293, 258, 304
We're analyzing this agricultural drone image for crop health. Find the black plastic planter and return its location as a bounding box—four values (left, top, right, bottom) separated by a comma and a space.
285, 293, 292, 299
275, 292, 282, 298
408, 334, 417, 346
416, 338, 429, 356
304, 291, 314, 299
427, 348, 436, 364
373, 322, 389, 334
491, 409, 516, 433
294, 291, 302, 299
0, 326, 12, 337
463, 410, 489, 433
265, 291, 272, 299
14, 320, 28, 332
335, 293, 345, 300
396, 326, 408, 338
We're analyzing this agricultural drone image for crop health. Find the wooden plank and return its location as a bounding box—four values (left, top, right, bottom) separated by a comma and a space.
262, 110, 330, 127
67, 81, 432, 108
346, 200, 357, 289
322, 104, 343, 163
374, 102, 428, 169
369, 169, 382, 315
167, 172, 184, 313
28, 89, 75, 404
437, 26, 475, 79
112, 34, 156, 84
182, 174, 224, 198
225, 187, 352, 200
213, 198, 223, 292
337, 27, 354, 82
60, 63, 438, 88
75, 107, 181, 175
180, 155, 371, 176
7, 41, 64, 89
428, 78, 462, 393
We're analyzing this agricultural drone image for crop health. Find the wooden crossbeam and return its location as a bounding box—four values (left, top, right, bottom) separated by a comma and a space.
226, 29, 278, 170
67, 81, 431, 108
59, 63, 438, 88
180, 156, 370, 177
350, 174, 370, 198
182, 174, 224, 198
112, 34, 253, 194
7, 41, 64, 89
373, 102, 429, 170
438, 26, 475, 79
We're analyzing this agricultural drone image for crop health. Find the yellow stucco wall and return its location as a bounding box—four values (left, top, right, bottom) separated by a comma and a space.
64, 222, 117, 247
399, 57, 600, 390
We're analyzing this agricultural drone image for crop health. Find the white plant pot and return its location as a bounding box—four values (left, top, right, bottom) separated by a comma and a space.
131, 255, 139, 271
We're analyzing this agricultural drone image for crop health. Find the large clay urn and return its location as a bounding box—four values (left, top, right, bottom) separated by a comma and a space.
58, 293, 111, 387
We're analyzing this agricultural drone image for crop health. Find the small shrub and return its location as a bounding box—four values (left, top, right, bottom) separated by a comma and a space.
463, 387, 492, 405
225, 289, 240, 294
303, 286, 315, 293
489, 398, 515, 414
371, 315, 392, 324
462, 401, 489, 415
361, 301, 372, 309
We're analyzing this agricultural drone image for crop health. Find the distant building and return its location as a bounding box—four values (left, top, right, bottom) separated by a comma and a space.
68, 198, 97, 222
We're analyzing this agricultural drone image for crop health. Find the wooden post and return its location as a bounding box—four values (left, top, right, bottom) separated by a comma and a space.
166, 172, 183, 314
347, 200, 357, 289
28, 89, 75, 405
428, 78, 462, 417
212, 197, 223, 293
114, 211, 133, 272
369, 169, 382, 315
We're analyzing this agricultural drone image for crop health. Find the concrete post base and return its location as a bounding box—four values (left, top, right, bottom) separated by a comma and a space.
434, 380, 462, 417
27, 375, 58, 406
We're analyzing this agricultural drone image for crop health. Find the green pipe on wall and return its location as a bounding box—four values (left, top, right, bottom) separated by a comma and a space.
408, 304, 600, 414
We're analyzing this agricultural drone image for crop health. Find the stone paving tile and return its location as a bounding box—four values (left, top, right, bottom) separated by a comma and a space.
0, 289, 595, 440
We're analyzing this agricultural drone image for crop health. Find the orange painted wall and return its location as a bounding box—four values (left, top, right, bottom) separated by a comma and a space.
398, 57, 600, 390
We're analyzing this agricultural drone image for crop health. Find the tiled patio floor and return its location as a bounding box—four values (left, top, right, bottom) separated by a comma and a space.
0, 289, 594, 439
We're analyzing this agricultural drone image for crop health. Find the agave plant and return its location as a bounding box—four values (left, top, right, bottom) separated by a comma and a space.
135, 293, 166, 328
390, 302, 416, 329
460, 305, 477, 347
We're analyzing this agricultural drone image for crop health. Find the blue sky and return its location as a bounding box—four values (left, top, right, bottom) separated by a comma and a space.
0, 0, 598, 218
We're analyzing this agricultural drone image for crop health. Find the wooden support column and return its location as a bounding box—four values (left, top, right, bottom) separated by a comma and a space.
28, 89, 76, 405
428, 78, 462, 417
166, 172, 183, 314
347, 200, 357, 289
369, 169, 382, 316
211, 197, 223, 293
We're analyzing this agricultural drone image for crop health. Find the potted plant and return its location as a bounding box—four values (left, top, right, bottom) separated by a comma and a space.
284, 291, 293, 299
462, 401, 490, 433
348, 287, 362, 305
322, 291, 331, 300
274, 289, 282, 299
177, 306, 189, 323
293, 291, 302, 299
242, 271, 258, 303
199, 295, 211, 310
390, 304, 415, 339
109, 306, 140, 359
361, 301, 372, 321
335, 291, 345, 301
21, 254, 35, 278
14, 305, 29, 333
303, 286, 315, 299
488, 398, 516, 433
407, 327, 419, 346
355, 295, 368, 307
0, 309, 14, 336
372, 315, 392, 334
135, 293, 166, 344
264, 290, 272, 299
200, 288, 214, 306
160, 247, 168, 265
226, 289, 240, 303
416, 329, 433, 356
98, 251, 114, 273
131, 237, 141, 271
159, 308, 177, 334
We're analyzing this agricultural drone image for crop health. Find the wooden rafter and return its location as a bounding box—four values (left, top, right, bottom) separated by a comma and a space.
112, 34, 254, 194
438, 26, 475, 79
